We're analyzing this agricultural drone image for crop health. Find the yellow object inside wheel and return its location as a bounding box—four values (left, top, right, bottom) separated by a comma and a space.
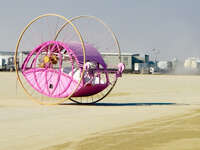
51, 55, 58, 64
39, 62, 45, 68
44, 56, 50, 63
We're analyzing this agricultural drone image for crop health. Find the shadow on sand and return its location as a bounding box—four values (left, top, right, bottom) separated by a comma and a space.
60, 102, 183, 106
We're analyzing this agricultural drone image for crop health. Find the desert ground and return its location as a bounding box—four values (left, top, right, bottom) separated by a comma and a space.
0, 72, 200, 150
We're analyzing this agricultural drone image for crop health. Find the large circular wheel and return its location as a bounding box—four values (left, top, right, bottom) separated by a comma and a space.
15, 14, 86, 105
55, 16, 121, 104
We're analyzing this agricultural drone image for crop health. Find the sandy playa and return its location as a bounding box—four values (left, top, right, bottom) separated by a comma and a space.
0, 72, 200, 150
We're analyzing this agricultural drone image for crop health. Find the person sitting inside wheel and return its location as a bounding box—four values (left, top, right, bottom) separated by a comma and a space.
68, 61, 104, 85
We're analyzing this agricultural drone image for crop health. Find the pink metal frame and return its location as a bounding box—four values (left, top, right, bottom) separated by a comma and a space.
21, 41, 123, 98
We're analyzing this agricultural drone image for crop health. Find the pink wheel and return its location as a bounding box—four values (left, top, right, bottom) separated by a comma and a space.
15, 14, 124, 105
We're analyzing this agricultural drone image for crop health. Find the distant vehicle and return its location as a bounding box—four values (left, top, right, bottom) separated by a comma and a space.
0, 57, 6, 70
5, 57, 15, 71
157, 61, 173, 73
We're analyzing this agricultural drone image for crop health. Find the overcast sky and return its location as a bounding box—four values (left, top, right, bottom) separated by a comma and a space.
1, 0, 200, 60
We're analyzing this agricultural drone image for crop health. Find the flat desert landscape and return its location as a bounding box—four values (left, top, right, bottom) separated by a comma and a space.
1, 72, 200, 150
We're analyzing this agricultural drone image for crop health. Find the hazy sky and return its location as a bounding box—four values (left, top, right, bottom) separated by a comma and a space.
1, 0, 200, 60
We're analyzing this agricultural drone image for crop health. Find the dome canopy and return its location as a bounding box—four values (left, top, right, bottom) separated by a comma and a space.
67, 42, 107, 68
